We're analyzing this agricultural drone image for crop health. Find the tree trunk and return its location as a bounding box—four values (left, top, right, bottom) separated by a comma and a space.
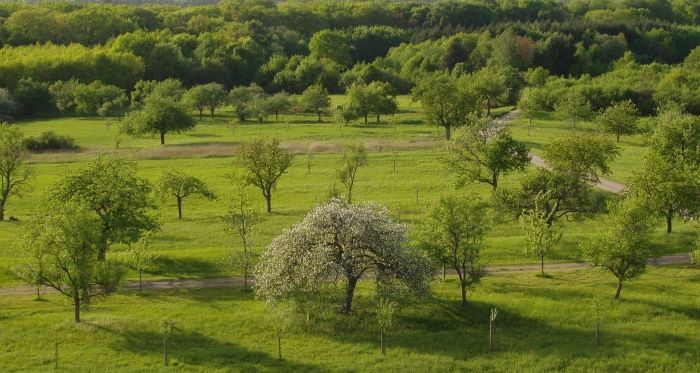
244, 266, 248, 291
317, 112, 322, 122
364, 115, 368, 124
376, 115, 380, 123
0, 203, 5, 221
265, 192, 272, 213
139, 270, 143, 294
210, 108, 215, 119
199, 110, 203, 121
666, 208, 673, 233
614, 281, 623, 299
486, 98, 491, 117
460, 281, 467, 306
445, 125, 451, 141
277, 336, 282, 360
540, 255, 544, 276
616, 132, 620, 142
342, 276, 358, 314
74, 297, 81, 323
275, 112, 279, 122
177, 196, 183, 219
380, 328, 386, 355
160, 131, 166, 145
442, 261, 446, 281
163, 335, 169, 366
489, 318, 494, 352
491, 174, 498, 190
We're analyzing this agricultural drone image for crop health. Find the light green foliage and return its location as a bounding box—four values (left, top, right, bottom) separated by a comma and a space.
298, 84, 331, 122
445, 116, 530, 190
468, 65, 517, 116
543, 133, 619, 185
121, 96, 195, 145
517, 88, 541, 129
131, 79, 186, 104
219, 176, 260, 290
265, 92, 293, 122
47, 157, 159, 260
236, 138, 294, 213
554, 91, 593, 129
338, 143, 368, 203
420, 194, 487, 305
0, 124, 30, 221
156, 170, 215, 219
309, 29, 352, 67
0, 88, 19, 117
125, 230, 157, 293
229, 84, 267, 122
183, 83, 228, 120
347, 81, 398, 123
17, 202, 125, 322
412, 73, 479, 140
585, 197, 654, 299
520, 191, 562, 275
595, 101, 639, 142
648, 103, 700, 165
49, 80, 127, 117
333, 105, 359, 126
255, 199, 433, 314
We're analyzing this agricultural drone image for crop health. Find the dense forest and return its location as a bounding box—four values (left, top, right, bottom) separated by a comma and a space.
0, 0, 699, 120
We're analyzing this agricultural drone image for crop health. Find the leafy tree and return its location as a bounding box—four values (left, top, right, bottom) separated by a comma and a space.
412, 74, 479, 140
229, 84, 266, 122
376, 298, 397, 355
219, 176, 260, 291
298, 84, 331, 122
585, 198, 654, 299
48, 157, 159, 260
338, 143, 368, 203
333, 105, 358, 126
235, 138, 294, 213
347, 81, 398, 124
469, 66, 511, 116
445, 116, 530, 190
496, 133, 618, 225
0, 125, 31, 222
628, 151, 700, 233
125, 230, 157, 294
520, 191, 562, 275
648, 103, 700, 166
265, 92, 293, 122
121, 97, 195, 145
12, 78, 53, 117
131, 79, 186, 105
183, 83, 228, 120
419, 194, 488, 306
50, 80, 128, 117
156, 170, 215, 219
0, 89, 19, 120
255, 199, 433, 314
18, 202, 126, 322
554, 91, 593, 129
595, 101, 639, 142
309, 30, 352, 67
517, 88, 541, 133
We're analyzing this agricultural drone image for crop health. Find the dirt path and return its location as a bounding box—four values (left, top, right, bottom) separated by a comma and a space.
498, 110, 626, 194
0, 253, 691, 296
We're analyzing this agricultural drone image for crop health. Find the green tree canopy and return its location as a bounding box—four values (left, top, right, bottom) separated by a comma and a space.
121, 97, 195, 145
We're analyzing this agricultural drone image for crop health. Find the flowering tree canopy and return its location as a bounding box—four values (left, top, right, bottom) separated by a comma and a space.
255, 199, 433, 314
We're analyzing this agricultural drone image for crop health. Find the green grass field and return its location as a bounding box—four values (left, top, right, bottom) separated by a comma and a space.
1, 96, 698, 372
1, 266, 698, 372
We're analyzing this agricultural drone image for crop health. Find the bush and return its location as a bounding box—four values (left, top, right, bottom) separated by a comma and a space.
23, 131, 78, 152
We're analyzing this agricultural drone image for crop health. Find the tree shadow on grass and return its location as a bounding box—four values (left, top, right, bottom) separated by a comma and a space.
149, 256, 223, 279
101, 324, 324, 371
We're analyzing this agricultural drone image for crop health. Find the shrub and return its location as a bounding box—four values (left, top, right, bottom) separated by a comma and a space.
23, 131, 78, 152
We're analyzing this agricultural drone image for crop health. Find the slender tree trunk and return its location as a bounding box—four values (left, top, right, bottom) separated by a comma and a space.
445, 125, 451, 141
540, 255, 544, 276
317, 112, 322, 122
0, 203, 5, 221
177, 197, 183, 219
666, 208, 673, 233
265, 192, 272, 213
487, 98, 491, 117
491, 174, 498, 190
139, 270, 143, 294
528, 117, 532, 135
614, 281, 623, 299
244, 266, 248, 291
364, 115, 368, 124
163, 335, 169, 366
342, 276, 358, 314
160, 131, 166, 145
74, 297, 81, 323
460, 281, 467, 306
199, 110, 203, 121
277, 335, 282, 359
616, 132, 620, 142
489, 318, 494, 352
442, 260, 446, 281
376, 115, 380, 123
275, 112, 279, 122
210, 108, 215, 119
380, 328, 386, 355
